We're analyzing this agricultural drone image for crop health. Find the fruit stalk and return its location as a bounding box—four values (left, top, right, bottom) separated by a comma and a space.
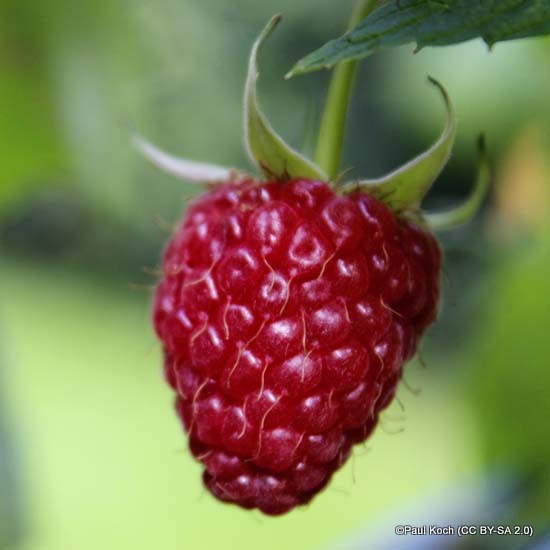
312, 0, 378, 180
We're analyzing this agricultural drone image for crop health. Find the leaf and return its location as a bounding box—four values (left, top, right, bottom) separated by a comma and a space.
288, 0, 550, 76
340, 78, 457, 214
244, 15, 327, 180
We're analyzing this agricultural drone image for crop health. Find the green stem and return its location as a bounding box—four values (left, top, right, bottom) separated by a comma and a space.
314, 0, 378, 180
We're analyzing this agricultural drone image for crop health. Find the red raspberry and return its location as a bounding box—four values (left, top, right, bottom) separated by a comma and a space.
153, 178, 441, 515
139, 14, 488, 516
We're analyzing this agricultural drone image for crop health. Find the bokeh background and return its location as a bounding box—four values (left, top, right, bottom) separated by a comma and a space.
1, 1, 549, 549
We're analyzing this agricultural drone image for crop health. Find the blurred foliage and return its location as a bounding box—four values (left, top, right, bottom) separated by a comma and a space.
490, 125, 549, 241
0, 1, 549, 549
467, 125, 550, 528
0, 350, 24, 550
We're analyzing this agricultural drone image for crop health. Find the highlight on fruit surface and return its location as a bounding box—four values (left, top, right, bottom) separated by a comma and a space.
135, 14, 490, 515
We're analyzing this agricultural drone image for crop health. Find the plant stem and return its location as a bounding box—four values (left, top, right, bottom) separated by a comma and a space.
314, 0, 378, 180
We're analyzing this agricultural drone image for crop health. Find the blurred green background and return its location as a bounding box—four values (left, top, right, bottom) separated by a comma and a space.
1, 1, 549, 549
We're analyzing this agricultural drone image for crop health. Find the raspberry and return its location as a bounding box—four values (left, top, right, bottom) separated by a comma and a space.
138, 14, 488, 515
153, 178, 441, 514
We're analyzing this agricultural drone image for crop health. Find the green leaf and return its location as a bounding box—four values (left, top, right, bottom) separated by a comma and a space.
288, 0, 550, 76
244, 16, 327, 181
340, 77, 456, 214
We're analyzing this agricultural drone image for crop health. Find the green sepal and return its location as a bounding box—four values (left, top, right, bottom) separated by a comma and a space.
244, 15, 327, 181
424, 134, 491, 231
340, 77, 457, 214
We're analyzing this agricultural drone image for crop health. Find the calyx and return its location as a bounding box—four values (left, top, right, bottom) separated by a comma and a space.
134, 15, 489, 231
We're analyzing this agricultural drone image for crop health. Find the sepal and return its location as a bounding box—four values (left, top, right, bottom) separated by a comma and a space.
424, 134, 490, 231
340, 77, 456, 214
244, 15, 327, 181
132, 134, 234, 183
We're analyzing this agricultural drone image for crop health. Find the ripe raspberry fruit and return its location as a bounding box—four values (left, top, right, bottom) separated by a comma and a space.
153, 178, 441, 514
136, 16, 489, 514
